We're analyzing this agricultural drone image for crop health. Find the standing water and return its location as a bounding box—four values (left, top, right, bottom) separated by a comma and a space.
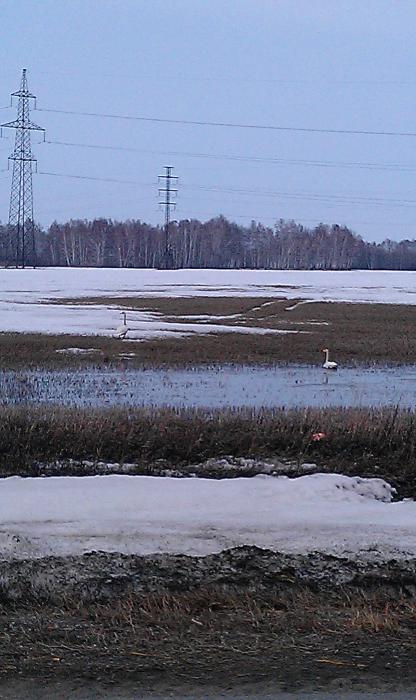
2, 365, 416, 409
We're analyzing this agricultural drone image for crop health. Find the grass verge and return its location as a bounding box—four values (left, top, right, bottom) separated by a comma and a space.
1, 587, 415, 685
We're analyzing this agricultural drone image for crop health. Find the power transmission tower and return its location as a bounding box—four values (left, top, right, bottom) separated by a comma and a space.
158, 165, 178, 269
1, 69, 45, 268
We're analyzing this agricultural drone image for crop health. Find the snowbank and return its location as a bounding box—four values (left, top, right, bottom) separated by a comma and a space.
0, 472, 413, 561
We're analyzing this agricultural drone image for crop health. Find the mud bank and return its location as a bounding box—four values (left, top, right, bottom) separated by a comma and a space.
2, 547, 416, 602
1, 548, 416, 688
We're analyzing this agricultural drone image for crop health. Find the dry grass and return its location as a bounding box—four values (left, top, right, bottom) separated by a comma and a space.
76, 588, 416, 636
1, 587, 416, 682
0, 332, 125, 369
3, 297, 416, 367
71, 296, 416, 365
1, 404, 416, 495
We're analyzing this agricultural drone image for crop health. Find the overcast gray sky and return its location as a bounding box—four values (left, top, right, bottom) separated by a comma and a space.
1, 0, 416, 241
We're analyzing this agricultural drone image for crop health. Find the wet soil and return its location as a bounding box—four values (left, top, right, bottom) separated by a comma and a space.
0, 548, 416, 691
2, 547, 416, 602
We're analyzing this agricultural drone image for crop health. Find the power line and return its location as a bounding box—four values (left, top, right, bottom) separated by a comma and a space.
184, 184, 416, 208
30, 68, 416, 86
33, 168, 416, 210
31, 187, 416, 228
28, 176, 416, 228
37, 170, 151, 186
35, 106, 416, 138
42, 138, 416, 173
182, 210, 416, 226
181, 188, 416, 211
33, 184, 416, 229
37, 194, 153, 218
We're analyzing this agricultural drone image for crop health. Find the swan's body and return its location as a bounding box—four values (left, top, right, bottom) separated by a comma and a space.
115, 311, 130, 339
322, 348, 338, 370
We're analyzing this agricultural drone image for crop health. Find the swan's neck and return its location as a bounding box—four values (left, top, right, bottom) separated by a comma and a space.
324, 349, 329, 362
123, 312, 126, 325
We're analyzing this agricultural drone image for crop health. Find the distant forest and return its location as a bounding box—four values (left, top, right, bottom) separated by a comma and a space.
2, 216, 416, 270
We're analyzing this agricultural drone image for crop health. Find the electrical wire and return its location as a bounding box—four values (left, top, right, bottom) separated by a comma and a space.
37, 170, 152, 186
182, 210, 416, 226
35, 107, 416, 138
34, 168, 416, 210
42, 139, 416, 173
184, 183, 416, 208
32, 69, 416, 86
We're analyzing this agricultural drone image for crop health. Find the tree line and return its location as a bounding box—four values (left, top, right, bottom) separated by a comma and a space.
1, 216, 416, 269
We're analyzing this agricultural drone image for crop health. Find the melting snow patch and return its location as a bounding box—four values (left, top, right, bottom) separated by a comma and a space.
55, 347, 103, 355
4, 268, 416, 338
285, 300, 321, 311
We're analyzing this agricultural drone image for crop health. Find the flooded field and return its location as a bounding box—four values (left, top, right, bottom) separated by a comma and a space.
2, 364, 416, 409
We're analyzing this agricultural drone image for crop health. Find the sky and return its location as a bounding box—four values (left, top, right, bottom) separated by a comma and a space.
1, 0, 416, 242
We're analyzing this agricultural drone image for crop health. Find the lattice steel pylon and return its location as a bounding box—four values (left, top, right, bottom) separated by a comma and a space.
158, 165, 178, 269
1, 69, 45, 268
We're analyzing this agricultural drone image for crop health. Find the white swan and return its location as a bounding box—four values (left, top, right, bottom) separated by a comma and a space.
115, 311, 130, 340
322, 348, 338, 370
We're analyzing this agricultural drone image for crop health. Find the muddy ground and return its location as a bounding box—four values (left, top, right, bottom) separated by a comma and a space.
0, 547, 415, 689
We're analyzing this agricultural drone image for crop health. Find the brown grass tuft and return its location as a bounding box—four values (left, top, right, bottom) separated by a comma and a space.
0, 404, 416, 495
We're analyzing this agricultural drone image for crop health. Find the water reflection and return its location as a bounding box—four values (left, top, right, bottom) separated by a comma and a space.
1, 365, 416, 410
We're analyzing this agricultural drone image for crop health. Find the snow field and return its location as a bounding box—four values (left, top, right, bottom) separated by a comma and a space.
0, 267, 416, 337
1, 472, 414, 561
